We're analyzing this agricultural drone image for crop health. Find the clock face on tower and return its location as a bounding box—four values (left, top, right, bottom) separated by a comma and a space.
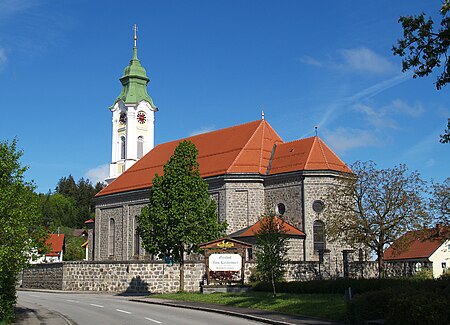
119, 112, 127, 125
137, 111, 147, 124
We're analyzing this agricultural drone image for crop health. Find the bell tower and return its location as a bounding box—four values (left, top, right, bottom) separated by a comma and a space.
106, 25, 158, 184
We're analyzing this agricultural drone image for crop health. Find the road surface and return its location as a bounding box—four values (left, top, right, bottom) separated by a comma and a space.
16, 291, 263, 325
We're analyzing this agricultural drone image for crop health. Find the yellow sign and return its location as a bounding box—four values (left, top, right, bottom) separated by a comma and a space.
217, 240, 234, 248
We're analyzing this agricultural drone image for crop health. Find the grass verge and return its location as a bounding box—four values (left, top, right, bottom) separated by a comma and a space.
156, 291, 347, 322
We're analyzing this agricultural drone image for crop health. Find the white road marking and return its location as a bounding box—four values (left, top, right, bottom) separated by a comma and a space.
145, 317, 162, 324
66, 299, 80, 303
116, 309, 131, 314
90, 303, 105, 308
29, 294, 40, 298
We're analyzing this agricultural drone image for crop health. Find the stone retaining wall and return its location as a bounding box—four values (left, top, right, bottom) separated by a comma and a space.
22, 259, 434, 293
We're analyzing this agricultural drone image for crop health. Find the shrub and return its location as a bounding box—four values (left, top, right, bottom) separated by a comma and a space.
413, 268, 433, 279
347, 288, 393, 324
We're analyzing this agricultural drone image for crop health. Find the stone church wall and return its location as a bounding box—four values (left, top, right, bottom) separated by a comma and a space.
264, 174, 303, 229
222, 179, 265, 233
22, 260, 433, 293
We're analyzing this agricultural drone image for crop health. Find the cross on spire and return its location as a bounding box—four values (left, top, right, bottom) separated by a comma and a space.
133, 24, 138, 47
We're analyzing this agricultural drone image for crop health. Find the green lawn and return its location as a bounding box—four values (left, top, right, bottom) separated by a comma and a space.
156, 291, 347, 322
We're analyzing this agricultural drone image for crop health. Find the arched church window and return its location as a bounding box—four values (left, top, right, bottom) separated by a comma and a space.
108, 218, 115, 257
313, 220, 325, 253
120, 136, 126, 160
137, 136, 144, 159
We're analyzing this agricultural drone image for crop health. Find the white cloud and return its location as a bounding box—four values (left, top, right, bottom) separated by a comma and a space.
298, 55, 322, 67
323, 127, 381, 154
0, 48, 7, 70
340, 47, 394, 74
389, 99, 424, 117
189, 125, 215, 136
84, 164, 109, 184
353, 103, 397, 130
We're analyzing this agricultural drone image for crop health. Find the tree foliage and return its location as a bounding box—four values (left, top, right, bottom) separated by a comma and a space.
137, 140, 227, 291
42, 175, 105, 228
393, 1, 450, 142
254, 215, 289, 297
430, 177, 450, 225
324, 161, 430, 277
0, 139, 45, 322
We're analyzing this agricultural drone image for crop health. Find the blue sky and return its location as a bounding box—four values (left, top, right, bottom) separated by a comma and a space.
1, 0, 448, 193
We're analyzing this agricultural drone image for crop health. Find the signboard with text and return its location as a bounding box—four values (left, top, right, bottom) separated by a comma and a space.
208, 253, 242, 271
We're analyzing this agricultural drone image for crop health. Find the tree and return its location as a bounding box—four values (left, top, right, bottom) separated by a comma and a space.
324, 161, 430, 278
430, 177, 450, 225
137, 140, 227, 291
54, 176, 105, 227
392, 1, 450, 143
254, 215, 289, 297
39, 193, 79, 228
0, 139, 45, 322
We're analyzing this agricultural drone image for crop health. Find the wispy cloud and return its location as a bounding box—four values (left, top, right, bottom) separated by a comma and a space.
340, 47, 395, 74
353, 103, 398, 130
0, 48, 7, 70
0, 0, 39, 20
319, 73, 411, 127
323, 127, 381, 154
298, 47, 395, 75
298, 55, 322, 67
84, 164, 109, 184
189, 125, 215, 136
389, 99, 424, 117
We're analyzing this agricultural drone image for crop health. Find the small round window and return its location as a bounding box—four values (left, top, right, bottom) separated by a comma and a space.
312, 200, 325, 213
276, 203, 286, 215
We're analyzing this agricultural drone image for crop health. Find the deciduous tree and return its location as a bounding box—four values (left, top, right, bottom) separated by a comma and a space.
137, 140, 227, 291
0, 139, 45, 322
393, 1, 450, 143
254, 215, 289, 297
430, 177, 450, 225
324, 161, 430, 278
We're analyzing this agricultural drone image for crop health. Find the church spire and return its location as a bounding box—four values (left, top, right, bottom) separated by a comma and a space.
112, 25, 157, 110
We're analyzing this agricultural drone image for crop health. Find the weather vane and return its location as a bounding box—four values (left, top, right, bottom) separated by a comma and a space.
133, 24, 138, 47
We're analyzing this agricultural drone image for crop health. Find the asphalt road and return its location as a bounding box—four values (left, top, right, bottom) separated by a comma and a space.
17, 291, 263, 325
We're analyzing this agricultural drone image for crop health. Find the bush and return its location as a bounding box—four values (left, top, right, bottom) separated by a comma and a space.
413, 268, 433, 279
347, 288, 393, 324
0, 270, 17, 323
348, 277, 450, 324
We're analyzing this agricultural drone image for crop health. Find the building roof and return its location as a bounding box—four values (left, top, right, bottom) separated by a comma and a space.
229, 216, 306, 239
97, 119, 351, 197
45, 234, 65, 256
268, 136, 352, 175
384, 225, 449, 261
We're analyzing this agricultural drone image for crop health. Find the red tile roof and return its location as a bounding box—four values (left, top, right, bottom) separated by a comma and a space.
45, 234, 65, 256
97, 120, 351, 197
230, 216, 306, 238
384, 226, 449, 261
269, 136, 352, 174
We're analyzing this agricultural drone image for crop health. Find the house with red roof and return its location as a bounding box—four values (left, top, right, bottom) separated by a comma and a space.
89, 35, 353, 271
384, 225, 450, 278
31, 234, 65, 264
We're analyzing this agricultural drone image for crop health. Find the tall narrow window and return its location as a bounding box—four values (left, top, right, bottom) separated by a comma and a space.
120, 136, 126, 159
313, 220, 325, 252
108, 218, 115, 256
137, 136, 144, 159
134, 217, 140, 256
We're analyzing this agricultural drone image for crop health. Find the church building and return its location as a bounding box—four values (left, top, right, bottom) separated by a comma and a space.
90, 30, 353, 266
